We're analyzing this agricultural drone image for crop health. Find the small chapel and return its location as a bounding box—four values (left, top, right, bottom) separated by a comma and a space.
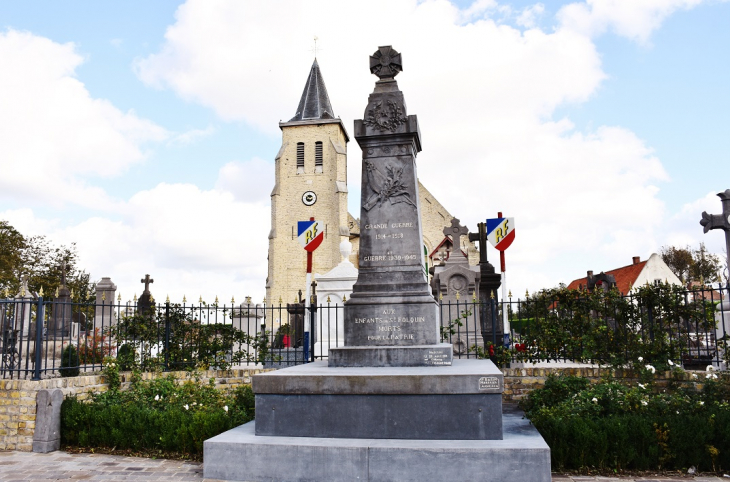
265, 58, 479, 307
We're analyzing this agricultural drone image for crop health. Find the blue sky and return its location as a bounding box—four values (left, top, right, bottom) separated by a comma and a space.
1, 0, 728, 302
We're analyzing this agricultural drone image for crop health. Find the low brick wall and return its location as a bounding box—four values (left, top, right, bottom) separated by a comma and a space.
0, 368, 271, 451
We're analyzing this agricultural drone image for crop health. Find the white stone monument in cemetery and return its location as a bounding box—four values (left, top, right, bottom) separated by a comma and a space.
14, 276, 34, 337
313, 240, 357, 358
205, 46, 551, 482
230, 299, 265, 363
94, 277, 117, 328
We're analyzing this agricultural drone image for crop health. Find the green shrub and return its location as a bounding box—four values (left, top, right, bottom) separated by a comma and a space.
116, 344, 134, 371
61, 371, 255, 457
521, 372, 730, 472
59, 344, 80, 377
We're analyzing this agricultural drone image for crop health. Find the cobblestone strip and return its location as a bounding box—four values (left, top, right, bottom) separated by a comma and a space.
0, 451, 728, 481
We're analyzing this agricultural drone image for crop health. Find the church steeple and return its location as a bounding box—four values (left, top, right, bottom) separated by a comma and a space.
289, 59, 335, 121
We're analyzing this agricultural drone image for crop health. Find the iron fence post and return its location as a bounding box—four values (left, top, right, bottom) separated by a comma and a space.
32, 297, 44, 381
164, 302, 170, 371
491, 297, 497, 346
310, 303, 317, 363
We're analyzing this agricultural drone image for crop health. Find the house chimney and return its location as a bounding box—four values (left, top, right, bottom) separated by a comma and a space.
587, 270, 593, 278
632, 256, 640, 265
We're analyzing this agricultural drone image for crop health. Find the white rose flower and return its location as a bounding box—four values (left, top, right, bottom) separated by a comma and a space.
224, 405, 229, 412
638, 356, 643, 362
184, 404, 189, 410
641, 400, 648, 406
154, 394, 159, 401
592, 397, 598, 403
707, 365, 715, 372
645, 364, 656, 374
668, 360, 674, 366
699, 401, 705, 406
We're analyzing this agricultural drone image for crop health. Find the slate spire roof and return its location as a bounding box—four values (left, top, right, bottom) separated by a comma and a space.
289, 59, 335, 122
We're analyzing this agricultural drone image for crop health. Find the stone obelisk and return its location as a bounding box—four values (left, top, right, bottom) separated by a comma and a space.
329, 46, 452, 367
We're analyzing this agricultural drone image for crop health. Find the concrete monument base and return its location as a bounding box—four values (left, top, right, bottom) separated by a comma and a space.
253, 359, 502, 440
328, 343, 453, 367
204, 411, 551, 482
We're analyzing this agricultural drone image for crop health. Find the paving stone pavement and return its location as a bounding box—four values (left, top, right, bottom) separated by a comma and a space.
1, 451, 729, 481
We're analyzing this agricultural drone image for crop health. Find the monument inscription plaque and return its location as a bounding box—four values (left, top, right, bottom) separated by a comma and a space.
329, 46, 452, 367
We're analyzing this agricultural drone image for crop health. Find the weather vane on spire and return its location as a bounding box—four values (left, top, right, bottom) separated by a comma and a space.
312, 36, 320, 58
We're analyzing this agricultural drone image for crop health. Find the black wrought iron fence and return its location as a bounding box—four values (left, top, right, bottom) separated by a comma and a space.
1, 284, 727, 379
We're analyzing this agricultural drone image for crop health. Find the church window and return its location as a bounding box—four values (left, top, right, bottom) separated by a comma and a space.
296, 142, 305, 174
315, 141, 323, 173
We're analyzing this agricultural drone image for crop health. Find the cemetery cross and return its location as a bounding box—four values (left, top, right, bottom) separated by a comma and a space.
141, 274, 154, 294
699, 189, 730, 283
445, 218, 469, 258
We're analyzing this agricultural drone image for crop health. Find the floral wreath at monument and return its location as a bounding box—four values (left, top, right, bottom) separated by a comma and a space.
363, 100, 407, 132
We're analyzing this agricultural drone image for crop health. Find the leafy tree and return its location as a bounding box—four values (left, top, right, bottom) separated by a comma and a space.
0, 221, 26, 293
660, 243, 722, 285
690, 242, 722, 284
0, 220, 92, 299
660, 245, 693, 284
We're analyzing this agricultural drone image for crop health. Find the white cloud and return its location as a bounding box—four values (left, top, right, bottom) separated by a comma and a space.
557, 0, 705, 43
4, 180, 271, 303
663, 191, 728, 253
168, 125, 216, 146
214, 158, 273, 204
0, 29, 168, 210
516, 3, 545, 28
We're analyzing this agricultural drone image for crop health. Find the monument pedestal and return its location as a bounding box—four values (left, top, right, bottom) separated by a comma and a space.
254, 360, 501, 440
204, 409, 551, 482
204, 45, 551, 481
328, 343, 452, 367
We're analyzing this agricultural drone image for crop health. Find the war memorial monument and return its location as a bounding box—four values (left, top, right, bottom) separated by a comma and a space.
204, 46, 551, 482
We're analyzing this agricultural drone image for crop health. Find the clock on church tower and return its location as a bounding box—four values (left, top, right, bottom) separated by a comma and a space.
266, 58, 350, 307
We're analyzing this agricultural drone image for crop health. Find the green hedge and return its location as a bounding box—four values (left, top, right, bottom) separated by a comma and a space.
521, 372, 730, 472
61, 370, 255, 456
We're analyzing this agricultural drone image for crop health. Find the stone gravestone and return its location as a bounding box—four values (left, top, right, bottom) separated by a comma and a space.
431, 218, 481, 354
50, 262, 72, 337
14, 276, 34, 338
137, 274, 155, 316
32, 388, 63, 453
469, 221, 503, 345
328, 45, 451, 368
94, 277, 117, 328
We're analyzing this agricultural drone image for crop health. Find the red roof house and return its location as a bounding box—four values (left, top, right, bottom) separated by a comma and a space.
567, 254, 682, 295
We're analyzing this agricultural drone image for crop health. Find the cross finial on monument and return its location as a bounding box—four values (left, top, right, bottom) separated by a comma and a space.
369, 45, 402, 80
700, 189, 730, 280
444, 218, 469, 256
141, 274, 154, 294
59, 260, 68, 287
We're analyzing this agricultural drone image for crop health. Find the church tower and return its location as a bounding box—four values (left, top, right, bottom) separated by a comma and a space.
266, 59, 350, 307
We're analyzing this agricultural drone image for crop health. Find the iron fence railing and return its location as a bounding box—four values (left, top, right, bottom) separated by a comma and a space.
1, 284, 728, 379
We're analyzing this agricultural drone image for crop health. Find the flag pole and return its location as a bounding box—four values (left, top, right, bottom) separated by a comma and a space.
304, 217, 314, 362
498, 212, 510, 346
